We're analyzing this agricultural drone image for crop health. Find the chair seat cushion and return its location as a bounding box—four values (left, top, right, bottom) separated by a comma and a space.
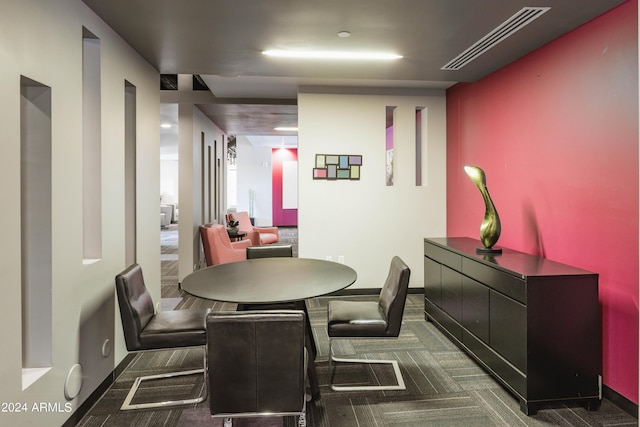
328, 301, 388, 337
259, 233, 279, 245
139, 308, 210, 349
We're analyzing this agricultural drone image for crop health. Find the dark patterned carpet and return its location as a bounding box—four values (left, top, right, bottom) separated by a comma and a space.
74, 227, 636, 427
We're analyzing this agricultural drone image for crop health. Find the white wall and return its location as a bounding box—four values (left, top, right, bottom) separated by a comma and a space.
235, 136, 274, 226
0, 0, 160, 425
161, 132, 179, 207
161, 159, 179, 205
298, 91, 447, 289
160, 103, 179, 205
177, 104, 226, 281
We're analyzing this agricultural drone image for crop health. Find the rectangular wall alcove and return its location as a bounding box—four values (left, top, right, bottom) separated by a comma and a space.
385, 106, 396, 186
124, 81, 137, 266
416, 107, 425, 186
20, 76, 53, 389
82, 27, 102, 263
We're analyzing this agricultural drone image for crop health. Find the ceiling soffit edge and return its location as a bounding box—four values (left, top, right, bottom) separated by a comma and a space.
297, 85, 450, 96
161, 91, 297, 106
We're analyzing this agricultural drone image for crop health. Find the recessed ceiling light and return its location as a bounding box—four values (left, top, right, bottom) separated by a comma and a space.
262, 50, 402, 60
274, 126, 298, 132
337, 31, 351, 38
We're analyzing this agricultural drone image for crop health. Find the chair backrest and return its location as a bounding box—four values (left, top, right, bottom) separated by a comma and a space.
201, 224, 247, 265
232, 211, 253, 232
206, 310, 306, 416
199, 224, 215, 266
115, 264, 155, 351
246, 244, 293, 259
378, 256, 411, 337
211, 224, 234, 250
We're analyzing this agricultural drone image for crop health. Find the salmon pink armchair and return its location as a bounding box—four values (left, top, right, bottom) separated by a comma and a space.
230, 211, 279, 246
200, 224, 251, 266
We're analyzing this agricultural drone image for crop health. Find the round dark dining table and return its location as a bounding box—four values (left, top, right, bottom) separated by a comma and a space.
181, 257, 357, 399
181, 257, 357, 304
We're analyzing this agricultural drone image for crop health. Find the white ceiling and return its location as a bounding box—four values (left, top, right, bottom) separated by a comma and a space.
245, 135, 298, 148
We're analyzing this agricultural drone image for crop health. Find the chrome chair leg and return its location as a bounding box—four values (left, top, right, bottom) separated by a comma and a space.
121, 348, 207, 410
329, 338, 406, 392
298, 394, 307, 427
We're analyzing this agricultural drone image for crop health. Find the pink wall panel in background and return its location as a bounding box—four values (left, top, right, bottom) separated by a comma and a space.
272, 148, 298, 226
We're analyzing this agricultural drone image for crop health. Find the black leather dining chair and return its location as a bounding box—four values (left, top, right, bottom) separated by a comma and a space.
246, 244, 293, 259
206, 310, 307, 427
327, 256, 411, 391
238, 244, 319, 400
115, 263, 210, 410
238, 244, 294, 311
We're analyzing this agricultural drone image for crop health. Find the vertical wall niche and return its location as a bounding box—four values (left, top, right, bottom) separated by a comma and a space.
82, 27, 102, 262
208, 145, 212, 223
200, 133, 206, 224
124, 81, 137, 266
385, 106, 396, 186
214, 143, 220, 223
20, 76, 53, 389
415, 107, 425, 186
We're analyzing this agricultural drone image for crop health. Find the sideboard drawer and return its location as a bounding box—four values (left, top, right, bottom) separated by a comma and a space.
462, 257, 526, 304
425, 241, 462, 271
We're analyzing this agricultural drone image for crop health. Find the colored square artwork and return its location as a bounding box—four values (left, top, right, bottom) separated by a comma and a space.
313, 168, 327, 179
337, 169, 350, 179
339, 156, 348, 168
349, 155, 362, 165
327, 164, 337, 179
313, 154, 362, 180
325, 155, 340, 165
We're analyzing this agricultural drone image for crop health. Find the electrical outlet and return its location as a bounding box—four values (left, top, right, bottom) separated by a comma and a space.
338, 255, 345, 264
325, 256, 333, 261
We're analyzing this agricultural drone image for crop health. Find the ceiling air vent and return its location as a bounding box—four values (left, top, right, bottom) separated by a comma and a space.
441, 6, 550, 71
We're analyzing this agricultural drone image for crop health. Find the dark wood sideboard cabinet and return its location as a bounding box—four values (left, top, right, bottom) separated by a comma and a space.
424, 237, 602, 415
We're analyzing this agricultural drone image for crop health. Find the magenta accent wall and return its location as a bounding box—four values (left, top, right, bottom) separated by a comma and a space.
272, 148, 298, 226
446, 1, 638, 403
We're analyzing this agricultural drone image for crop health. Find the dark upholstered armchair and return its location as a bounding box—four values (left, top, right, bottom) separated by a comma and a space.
115, 264, 210, 410
206, 310, 307, 427
327, 256, 411, 391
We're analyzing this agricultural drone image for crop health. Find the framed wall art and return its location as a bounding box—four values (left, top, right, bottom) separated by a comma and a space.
313, 154, 362, 180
